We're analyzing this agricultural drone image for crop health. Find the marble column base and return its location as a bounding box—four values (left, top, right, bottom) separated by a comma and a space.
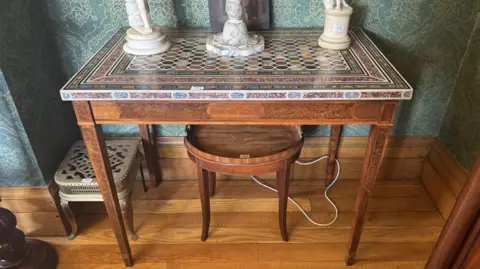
206, 33, 265, 57
318, 34, 351, 50
319, 6, 353, 51
123, 27, 171, 55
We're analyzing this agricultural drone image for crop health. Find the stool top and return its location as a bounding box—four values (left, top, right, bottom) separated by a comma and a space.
186, 125, 303, 160
55, 140, 140, 186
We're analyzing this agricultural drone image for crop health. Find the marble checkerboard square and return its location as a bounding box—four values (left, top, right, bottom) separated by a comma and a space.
60, 28, 413, 101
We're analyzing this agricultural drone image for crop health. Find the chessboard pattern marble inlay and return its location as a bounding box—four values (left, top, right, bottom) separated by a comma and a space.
127, 39, 350, 72
60, 28, 413, 101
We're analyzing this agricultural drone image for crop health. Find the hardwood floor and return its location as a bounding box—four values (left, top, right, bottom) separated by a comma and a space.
34, 177, 444, 269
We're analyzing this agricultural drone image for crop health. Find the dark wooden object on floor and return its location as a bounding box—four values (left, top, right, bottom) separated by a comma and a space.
185, 125, 304, 242
426, 154, 480, 269
0, 207, 57, 269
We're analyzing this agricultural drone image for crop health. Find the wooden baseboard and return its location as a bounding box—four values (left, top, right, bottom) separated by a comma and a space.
0, 136, 433, 237
420, 138, 469, 219
149, 136, 432, 182
0, 186, 67, 236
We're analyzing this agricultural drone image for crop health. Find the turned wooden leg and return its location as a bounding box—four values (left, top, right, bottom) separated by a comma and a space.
196, 162, 210, 242
326, 125, 342, 186
74, 101, 133, 267
139, 124, 161, 189
208, 171, 216, 197
426, 154, 480, 268
0, 208, 58, 269
277, 162, 292, 242
120, 195, 138, 241
60, 198, 78, 240
346, 125, 391, 266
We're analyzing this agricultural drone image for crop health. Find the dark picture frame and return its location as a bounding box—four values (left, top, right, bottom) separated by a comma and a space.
209, 0, 270, 32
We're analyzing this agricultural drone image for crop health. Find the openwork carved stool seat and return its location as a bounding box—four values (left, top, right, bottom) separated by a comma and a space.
54, 140, 143, 241
185, 125, 304, 242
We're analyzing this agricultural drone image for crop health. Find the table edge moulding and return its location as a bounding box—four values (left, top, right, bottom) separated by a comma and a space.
61, 27, 413, 267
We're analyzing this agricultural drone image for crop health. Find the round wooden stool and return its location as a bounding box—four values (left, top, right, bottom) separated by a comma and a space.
185, 125, 304, 242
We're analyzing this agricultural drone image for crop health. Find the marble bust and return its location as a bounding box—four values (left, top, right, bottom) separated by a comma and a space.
123, 0, 171, 55
319, 0, 353, 50
206, 0, 264, 56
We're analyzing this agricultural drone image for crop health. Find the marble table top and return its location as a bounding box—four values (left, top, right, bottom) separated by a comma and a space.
60, 28, 413, 101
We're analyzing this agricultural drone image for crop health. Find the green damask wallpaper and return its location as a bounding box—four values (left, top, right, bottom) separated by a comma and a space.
440, 13, 480, 171
0, 0, 80, 186
46, 0, 480, 137
0, 70, 44, 186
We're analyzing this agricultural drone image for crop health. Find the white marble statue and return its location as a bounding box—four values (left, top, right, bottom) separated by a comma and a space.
206, 0, 264, 57
126, 0, 153, 35
123, 0, 171, 55
324, 0, 350, 10
319, 0, 353, 50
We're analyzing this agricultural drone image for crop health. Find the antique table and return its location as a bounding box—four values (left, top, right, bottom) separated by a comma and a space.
60, 28, 413, 267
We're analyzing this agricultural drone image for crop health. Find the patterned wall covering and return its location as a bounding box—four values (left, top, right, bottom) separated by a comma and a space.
0, 71, 44, 186
439, 13, 480, 171
46, 0, 480, 137
0, 0, 81, 186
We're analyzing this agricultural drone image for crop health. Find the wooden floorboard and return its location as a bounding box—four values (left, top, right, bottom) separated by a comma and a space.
43, 178, 442, 268
58, 261, 426, 269
73, 211, 445, 230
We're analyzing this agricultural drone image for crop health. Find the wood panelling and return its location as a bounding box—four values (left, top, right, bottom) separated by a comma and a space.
0, 198, 57, 213
420, 138, 469, 219
0, 187, 65, 236
153, 136, 432, 159
421, 163, 457, 219
136, 136, 430, 183
427, 139, 468, 195
156, 158, 422, 181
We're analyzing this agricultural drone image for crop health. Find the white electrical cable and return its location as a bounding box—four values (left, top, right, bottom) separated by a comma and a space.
250, 156, 341, 226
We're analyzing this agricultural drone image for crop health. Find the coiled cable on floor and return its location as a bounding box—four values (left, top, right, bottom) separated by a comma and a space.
250, 156, 341, 226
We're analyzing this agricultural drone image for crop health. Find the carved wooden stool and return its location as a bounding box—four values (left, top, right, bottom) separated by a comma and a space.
185, 125, 304, 242
54, 140, 144, 241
